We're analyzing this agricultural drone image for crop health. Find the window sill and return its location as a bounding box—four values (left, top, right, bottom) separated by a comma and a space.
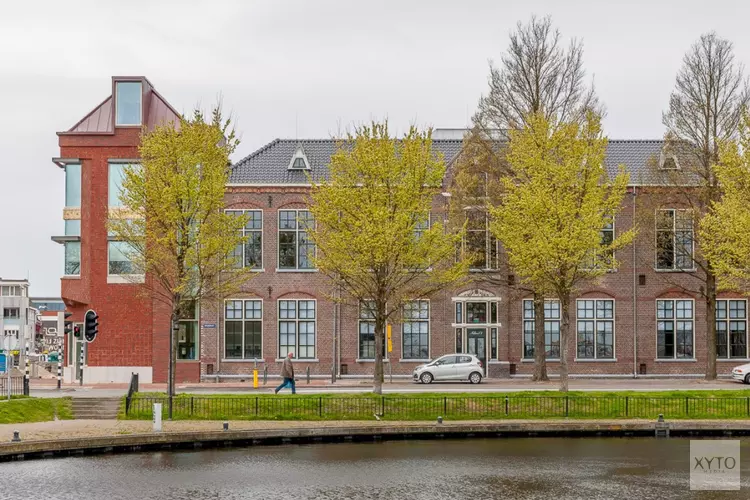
574, 358, 618, 362
488, 360, 509, 365
107, 274, 145, 284
355, 359, 390, 363
222, 359, 266, 363
653, 358, 697, 362
399, 359, 431, 363
177, 359, 199, 363
521, 359, 560, 363
276, 268, 318, 273
274, 358, 319, 363
717, 358, 750, 362
62, 275, 81, 280
653, 268, 698, 273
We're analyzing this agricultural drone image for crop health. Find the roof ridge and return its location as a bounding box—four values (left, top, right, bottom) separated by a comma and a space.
608, 139, 664, 143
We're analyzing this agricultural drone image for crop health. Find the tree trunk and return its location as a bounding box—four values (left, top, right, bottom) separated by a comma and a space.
373, 315, 384, 395
559, 296, 570, 392
532, 292, 548, 381
705, 270, 718, 380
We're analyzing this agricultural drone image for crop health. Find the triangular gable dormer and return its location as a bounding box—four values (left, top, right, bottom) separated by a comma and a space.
288, 147, 310, 170
659, 150, 680, 170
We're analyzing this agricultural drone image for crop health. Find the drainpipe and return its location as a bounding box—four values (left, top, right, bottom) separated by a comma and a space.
632, 186, 638, 378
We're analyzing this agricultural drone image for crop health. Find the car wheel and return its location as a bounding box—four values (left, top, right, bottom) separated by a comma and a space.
469, 372, 482, 384
745, 374, 750, 385
420, 372, 433, 384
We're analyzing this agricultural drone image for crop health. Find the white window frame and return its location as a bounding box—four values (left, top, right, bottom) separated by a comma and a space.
655, 299, 695, 360
522, 299, 561, 361
177, 302, 200, 361
655, 209, 695, 271
287, 147, 310, 170
226, 209, 264, 270
107, 240, 144, 283
277, 209, 316, 271
575, 299, 616, 360
716, 299, 748, 360
223, 299, 263, 361
462, 209, 499, 272
401, 300, 430, 361
277, 299, 317, 360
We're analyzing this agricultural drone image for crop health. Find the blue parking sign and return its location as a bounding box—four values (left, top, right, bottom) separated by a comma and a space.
0, 353, 6, 374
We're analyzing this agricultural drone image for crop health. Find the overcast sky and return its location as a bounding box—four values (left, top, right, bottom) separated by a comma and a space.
2, 0, 750, 296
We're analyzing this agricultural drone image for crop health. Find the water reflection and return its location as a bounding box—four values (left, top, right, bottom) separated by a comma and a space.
0, 438, 747, 499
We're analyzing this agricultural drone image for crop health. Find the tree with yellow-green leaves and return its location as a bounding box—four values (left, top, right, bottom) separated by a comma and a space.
308, 122, 469, 394
489, 112, 634, 391
701, 113, 750, 294
108, 106, 252, 417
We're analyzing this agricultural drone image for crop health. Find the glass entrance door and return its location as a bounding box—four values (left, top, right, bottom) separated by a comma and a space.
466, 328, 487, 375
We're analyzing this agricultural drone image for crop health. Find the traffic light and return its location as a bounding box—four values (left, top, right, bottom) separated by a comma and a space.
84, 309, 99, 343
64, 312, 73, 336
73, 325, 81, 339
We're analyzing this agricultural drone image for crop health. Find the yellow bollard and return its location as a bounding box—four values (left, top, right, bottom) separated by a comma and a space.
253, 369, 258, 388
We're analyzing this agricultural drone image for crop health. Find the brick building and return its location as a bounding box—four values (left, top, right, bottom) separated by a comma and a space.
198, 134, 749, 382
51, 77, 748, 383
51, 76, 189, 384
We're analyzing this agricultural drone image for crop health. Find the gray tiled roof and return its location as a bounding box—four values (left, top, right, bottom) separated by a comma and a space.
230, 138, 685, 186
230, 139, 464, 184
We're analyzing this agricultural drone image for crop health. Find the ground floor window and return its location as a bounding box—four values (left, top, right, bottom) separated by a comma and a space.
225, 299, 262, 359
358, 301, 386, 360
576, 299, 615, 359
716, 299, 747, 359
402, 300, 429, 359
178, 301, 199, 360
278, 299, 316, 359
522, 299, 560, 359
656, 299, 694, 359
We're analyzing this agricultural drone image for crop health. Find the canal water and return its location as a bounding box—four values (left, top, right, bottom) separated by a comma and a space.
0, 437, 748, 499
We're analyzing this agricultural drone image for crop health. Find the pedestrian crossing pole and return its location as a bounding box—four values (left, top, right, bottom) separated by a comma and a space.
57, 346, 62, 390
79, 345, 84, 387
23, 343, 30, 396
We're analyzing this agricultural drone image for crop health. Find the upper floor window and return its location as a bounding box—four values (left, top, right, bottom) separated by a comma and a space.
463, 209, 499, 271
108, 163, 140, 207
288, 147, 310, 170
64, 220, 81, 236
64, 242, 81, 276
656, 299, 694, 359
227, 210, 263, 269
278, 210, 315, 270
716, 299, 747, 359
656, 209, 694, 271
0, 286, 23, 297
3, 308, 19, 319
65, 163, 81, 208
115, 81, 142, 126
576, 299, 615, 359
522, 299, 560, 360
108, 241, 139, 275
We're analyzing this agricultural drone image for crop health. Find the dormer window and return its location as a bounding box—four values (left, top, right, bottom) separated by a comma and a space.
288, 147, 310, 170
659, 151, 679, 170
116, 81, 142, 126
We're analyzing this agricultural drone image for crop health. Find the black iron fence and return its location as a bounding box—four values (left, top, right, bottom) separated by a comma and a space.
0, 377, 24, 398
123, 395, 750, 421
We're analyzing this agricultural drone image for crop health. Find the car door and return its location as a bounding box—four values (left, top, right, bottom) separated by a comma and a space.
433, 356, 457, 380
455, 355, 474, 379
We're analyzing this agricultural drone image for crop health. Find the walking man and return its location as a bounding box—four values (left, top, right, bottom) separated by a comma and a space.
275, 352, 296, 394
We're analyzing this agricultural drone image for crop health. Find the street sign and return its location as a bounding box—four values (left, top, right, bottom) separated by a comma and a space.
0, 353, 6, 374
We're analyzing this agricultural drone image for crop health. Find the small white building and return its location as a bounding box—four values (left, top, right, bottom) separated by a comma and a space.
0, 279, 38, 364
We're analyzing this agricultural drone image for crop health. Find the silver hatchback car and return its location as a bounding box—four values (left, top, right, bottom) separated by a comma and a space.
413, 354, 483, 384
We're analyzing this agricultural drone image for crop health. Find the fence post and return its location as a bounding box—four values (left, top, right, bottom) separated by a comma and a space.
685, 396, 689, 416
319, 396, 323, 417
381, 396, 385, 418
255, 396, 259, 416
747, 397, 749, 417
191, 397, 195, 417
625, 396, 629, 418
443, 396, 447, 416
565, 396, 569, 417
505, 395, 509, 416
